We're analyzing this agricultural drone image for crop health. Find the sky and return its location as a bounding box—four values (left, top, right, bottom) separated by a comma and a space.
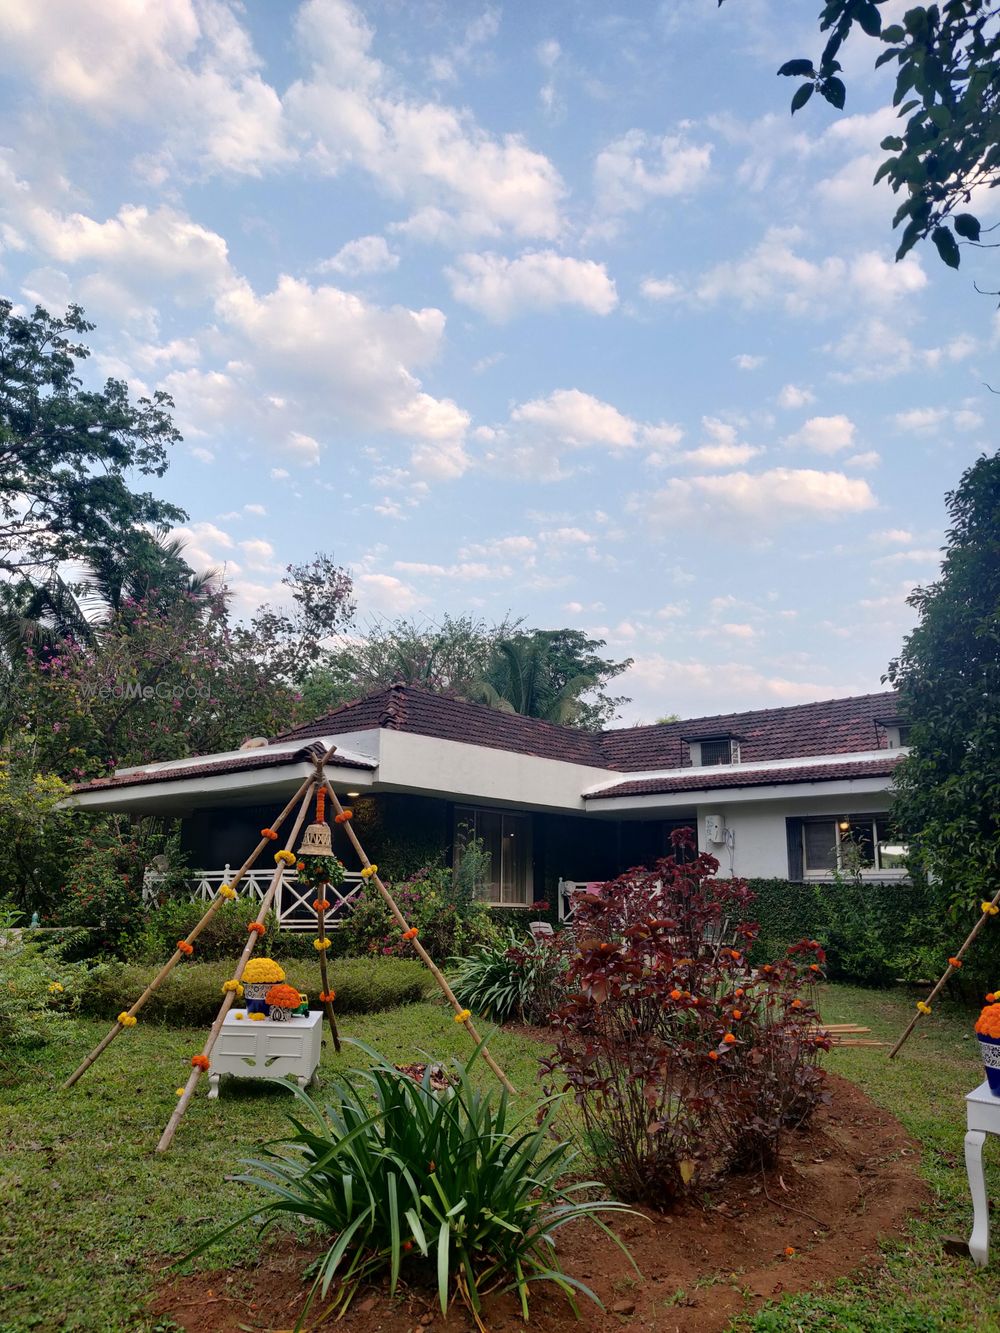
0, 0, 994, 726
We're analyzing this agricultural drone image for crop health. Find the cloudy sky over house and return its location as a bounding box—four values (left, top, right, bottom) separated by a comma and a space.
0, 0, 993, 724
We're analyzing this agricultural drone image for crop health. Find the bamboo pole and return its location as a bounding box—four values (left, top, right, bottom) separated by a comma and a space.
62, 770, 318, 1090
155, 776, 321, 1152
323, 779, 516, 1095
888, 883, 1000, 1059
315, 897, 341, 1053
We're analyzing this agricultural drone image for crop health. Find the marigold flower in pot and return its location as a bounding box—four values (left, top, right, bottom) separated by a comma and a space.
265, 982, 304, 1022
974, 1003, 1000, 1095
242, 957, 285, 1009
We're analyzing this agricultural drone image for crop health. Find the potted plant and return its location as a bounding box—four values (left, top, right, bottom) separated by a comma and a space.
265, 982, 304, 1022
242, 958, 286, 1014
974, 1001, 1000, 1094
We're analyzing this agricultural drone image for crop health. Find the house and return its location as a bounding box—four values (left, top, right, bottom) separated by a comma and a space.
69, 684, 908, 927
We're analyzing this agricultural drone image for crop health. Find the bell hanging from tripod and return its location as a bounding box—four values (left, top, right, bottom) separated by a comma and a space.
298, 819, 333, 857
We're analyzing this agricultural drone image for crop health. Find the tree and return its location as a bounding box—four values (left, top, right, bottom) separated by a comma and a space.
733, 1, 1000, 267
886, 449, 1000, 905
471, 629, 633, 729
0, 301, 186, 573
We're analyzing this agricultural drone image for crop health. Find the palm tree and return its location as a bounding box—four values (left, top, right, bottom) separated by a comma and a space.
470, 634, 598, 726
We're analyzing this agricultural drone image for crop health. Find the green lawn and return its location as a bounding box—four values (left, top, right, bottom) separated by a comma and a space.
2, 987, 999, 1332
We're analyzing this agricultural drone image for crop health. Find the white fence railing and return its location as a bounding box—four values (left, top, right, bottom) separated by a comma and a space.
143, 867, 365, 932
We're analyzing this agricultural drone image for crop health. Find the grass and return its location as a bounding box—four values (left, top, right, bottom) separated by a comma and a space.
737, 983, 1000, 1331
2, 985, 1000, 1331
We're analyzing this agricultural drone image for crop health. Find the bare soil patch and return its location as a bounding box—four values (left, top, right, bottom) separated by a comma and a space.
153, 1073, 924, 1333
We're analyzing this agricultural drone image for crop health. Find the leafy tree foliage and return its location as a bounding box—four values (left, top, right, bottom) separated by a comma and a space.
0, 301, 185, 573
735, 0, 1000, 266
887, 450, 1000, 904
471, 628, 632, 728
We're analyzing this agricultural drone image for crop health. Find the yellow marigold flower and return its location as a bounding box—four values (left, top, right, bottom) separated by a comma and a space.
250, 1012, 265, 1021
361, 864, 378, 879
47, 982, 64, 994
454, 1009, 472, 1023
175, 1088, 186, 1097
217, 884, 237, 900
221, 979, 244, 996
314, 937, 331, 950
234, 1012, 244, 1020
275, 849, 297, 866
242, 958, 285, 984
117, 1012, 137, 1027
982, 901, 999, 916
916, 1000, 932, 1015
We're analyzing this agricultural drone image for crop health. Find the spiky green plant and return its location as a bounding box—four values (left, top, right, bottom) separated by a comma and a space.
182, 1040, 637, 1327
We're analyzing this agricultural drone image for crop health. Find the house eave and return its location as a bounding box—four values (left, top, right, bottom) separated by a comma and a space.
583, 773, 895, 814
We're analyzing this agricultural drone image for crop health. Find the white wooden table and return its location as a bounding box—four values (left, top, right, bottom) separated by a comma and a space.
965, 1079, 1000, 1265
208, 1009, 323, 1099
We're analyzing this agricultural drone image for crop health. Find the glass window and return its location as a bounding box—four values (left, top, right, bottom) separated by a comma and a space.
803, 815, 906, 874
455, 808, 533, 905
803, 821, 838, 873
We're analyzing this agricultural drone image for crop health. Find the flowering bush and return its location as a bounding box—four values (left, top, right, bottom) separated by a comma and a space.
975, 1003, 1000, 1038
541, 831, 828, 1205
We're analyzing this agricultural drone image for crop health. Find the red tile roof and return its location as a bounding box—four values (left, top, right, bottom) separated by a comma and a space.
584, 755, 902, 800
278, 683, 900, 771
72, 742, 375, 793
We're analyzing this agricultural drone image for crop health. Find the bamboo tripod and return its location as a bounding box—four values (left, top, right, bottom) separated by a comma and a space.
64, 744, 514, 1150
888, 882, 1000, 1059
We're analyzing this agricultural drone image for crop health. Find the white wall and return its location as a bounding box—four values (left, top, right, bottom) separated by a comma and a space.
698, 790, 894, 879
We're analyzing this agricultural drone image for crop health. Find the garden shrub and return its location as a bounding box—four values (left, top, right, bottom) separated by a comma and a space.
449, 928, 571, 1024
542, 832, 829, 1207
186, 1043, 636, 1324
0, 906, 98, 1063
127, 897, 279, 963
79, 957, 432, 1026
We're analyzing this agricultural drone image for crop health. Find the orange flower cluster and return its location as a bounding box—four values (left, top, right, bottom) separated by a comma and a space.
975, 1004, 1000, 1039
402, 927, 419, 940
247, 921, 266, 936
261, 828, 278, 840
335, 809, 353, 823
319, 990, 336, 1003
313, 898, 331, 911
190, 1054, 210, 1071
176, 940, 194, 956
265, 983, 302, 1010
949, 957, 963, 969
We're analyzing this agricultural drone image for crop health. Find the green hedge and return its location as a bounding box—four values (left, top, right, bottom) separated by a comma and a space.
79, 957, 433, 1026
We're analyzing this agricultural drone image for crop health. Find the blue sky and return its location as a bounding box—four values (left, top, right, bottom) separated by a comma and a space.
1, 0, 994, 724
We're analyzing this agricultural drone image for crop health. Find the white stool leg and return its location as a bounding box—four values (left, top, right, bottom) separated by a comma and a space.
965, 1129, 989, 1266
207, 1072, 220, 1101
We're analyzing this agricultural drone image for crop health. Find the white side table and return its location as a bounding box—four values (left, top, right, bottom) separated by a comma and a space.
208, 1009, 323, 1099
965, 1079, 1000, 1266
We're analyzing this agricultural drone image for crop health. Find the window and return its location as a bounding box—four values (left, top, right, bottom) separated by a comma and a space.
802, 814, 906, 876
697, 738, 741, 766
455, 808, 533, 906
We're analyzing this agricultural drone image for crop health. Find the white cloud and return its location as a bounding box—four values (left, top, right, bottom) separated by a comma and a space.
633, 468, 877, 527
356, 571, 425, 613
733, 353, 764, 370
285, 431, 322, 466
894, 406, 985, 434
512, 389, 637, 448
721, 623, 756, 639
640, 276, 682, 301
844, 451, 880, 470
872, 528, 913, 545
784, 414, 856, 455
681, 443, 763, 468
446, 250, 618, 321
777, 383, 815, 410
594, 129, 712, 216
239, 538, 276, 570
318, 234, 399, 276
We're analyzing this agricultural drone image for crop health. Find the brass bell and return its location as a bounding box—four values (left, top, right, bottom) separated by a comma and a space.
298, 821, 333, 857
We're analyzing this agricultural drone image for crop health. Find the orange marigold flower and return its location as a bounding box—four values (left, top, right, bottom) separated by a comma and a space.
265, 983, 302, 1009
319, 990, 336, 1003
191, 1054, 210, 1071
975, 1003, 1000, 1039
261, 828, 278, 840
784, 1246, 795, 1257
670, 989, 682, 1001
723, 1032, 737, 1044
313, 898, 331, 911
247, 921, 266, 935
335, 809, 353, 823
176, 940, 194, 956
402, 927, 419, 940
708, 1051, 719, 1061
948, 957, 962, 969
732, 1009, 743, 1020
987, 992, 997, 1003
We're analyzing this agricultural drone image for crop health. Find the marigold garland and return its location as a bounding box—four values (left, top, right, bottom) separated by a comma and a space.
217, 884, 237, 900
335, 809, 353, 823
313, 898, 331, 911
247, 921, 266, 936
982, 901, 999, 916
314, 937, 331, 950
975, 1003, 1000, 1039
319, 990, 336, 1003
916, 1000, 932, 1015
221, 979, 244, 996
176, 940, 194, 956
191, 1054, 210, 1070
949, 957, 963, 969
117, 1012, 137, 1027
402, 927, 419, 940
275, 849, 297, 866
454, 1009, 472, 1023
261, 828, 278, 840
361, 864, 378, 879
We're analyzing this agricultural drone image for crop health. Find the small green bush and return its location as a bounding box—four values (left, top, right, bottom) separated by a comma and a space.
449, 929, 570, 1024
0, 907, 98, 1062
127, 897, 280, 963
79, 957, 433, 1026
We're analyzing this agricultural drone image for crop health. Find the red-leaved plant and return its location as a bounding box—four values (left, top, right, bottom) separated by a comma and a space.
541, 830, 829, 1205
